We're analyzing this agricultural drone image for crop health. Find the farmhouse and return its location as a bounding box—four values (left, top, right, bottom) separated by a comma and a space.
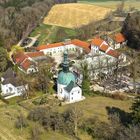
91, 38, 109, 54
90, 37, 126, 62
13, 51, 46, 74
36, 39, 90, 56
1, 68, 28, 99
107, 33, 127, 49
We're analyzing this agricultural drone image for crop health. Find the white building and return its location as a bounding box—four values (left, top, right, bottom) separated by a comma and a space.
36, 39, 91, 56
1, 68, 28, 99
57, 51, 84, 103
107, 33, 127, 49
90, 38, 109, 55
91, 37, 126, 62
13, 51, 46, 74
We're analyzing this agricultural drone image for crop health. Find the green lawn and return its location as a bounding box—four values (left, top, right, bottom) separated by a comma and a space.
58, 96, 132, 122
30, 24, 77, 45
78, 0, 140, 10
30, 24, 52, 45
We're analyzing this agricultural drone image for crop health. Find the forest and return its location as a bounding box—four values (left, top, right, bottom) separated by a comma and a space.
0, 0, 77, 50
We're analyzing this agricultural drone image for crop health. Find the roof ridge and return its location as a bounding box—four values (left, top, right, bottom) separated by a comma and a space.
20, 57, 29, 66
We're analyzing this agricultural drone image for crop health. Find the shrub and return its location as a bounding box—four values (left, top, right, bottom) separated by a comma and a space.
28, 107, 48, 122
15, 113, 28, 129
30, 124, 42, 140
111, 93, 128, 100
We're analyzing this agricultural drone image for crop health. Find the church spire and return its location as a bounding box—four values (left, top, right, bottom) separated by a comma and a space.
62, 50, 69, 72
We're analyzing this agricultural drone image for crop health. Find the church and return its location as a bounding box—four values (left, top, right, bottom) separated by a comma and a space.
57, 51, 84, 103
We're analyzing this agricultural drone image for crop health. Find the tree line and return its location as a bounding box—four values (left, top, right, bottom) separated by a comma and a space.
122, 11, 140, 50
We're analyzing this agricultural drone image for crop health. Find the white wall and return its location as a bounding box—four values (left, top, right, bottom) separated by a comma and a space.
1, 77, 4, 82
40, 44, 81, 56
1, 83, 15, 95
69, 86, 82, 103
115, 43, 121, 49
57, 83, 82, 103
27, 67, 38, 74
57, 83, 67, 99
91, 45, 99, 54
1, 83, 28, 98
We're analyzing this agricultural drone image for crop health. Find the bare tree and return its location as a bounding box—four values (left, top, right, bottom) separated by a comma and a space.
68, 105, 83, 137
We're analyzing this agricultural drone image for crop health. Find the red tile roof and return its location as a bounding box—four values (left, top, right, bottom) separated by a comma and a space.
100, 44, 109, 52
21, 59, 32, 70
36, 39, 90, 53
14, 53, 29, 64
71, 39, 90, 53
25, 52, 44, 58
36, 42, 64, 51
114, 33, 126, 43
13, 52, 42, 71
107, 49, 120, 58
91, 38, 104, 47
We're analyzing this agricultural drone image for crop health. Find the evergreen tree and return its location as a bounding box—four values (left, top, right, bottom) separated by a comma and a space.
122, 11, 140, 49
80, 62, 90, 95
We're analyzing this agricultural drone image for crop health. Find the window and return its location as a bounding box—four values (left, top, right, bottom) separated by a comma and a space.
71, 97, 73, 100
9, 87, 13, 92
60, 88, 63, 93
71, 93, 73, 95
78, 91, 80, 94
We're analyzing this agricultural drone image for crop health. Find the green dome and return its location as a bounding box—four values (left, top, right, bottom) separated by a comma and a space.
58, 71, 76, 85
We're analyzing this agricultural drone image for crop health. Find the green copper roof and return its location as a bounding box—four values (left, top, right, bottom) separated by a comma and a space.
58, 71, 76, 85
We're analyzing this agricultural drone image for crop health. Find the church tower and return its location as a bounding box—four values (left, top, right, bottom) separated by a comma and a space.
57, 51, 83, 103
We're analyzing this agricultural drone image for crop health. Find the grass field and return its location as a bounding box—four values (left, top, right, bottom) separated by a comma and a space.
78, 0, 140, 10
0, 96, 132, 140
58, 96, 132, 122
30, 24, 77, 44
43, 3, 112, 28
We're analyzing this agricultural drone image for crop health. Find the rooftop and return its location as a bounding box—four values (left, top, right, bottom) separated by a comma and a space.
71, 39, 90, 53
91, 38, 104, 47
36, 39, 90, 53
107, 49, 120, 58
1, 68, 26, 87
13, 51, 44, 72
21, 59, 32, 70
64, 80, 77, 93
100, 44, 109, 52
25, 52, 45, 58
2, 78, 26, 87
2, 68, 15, 79
114, 33, 126, 43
